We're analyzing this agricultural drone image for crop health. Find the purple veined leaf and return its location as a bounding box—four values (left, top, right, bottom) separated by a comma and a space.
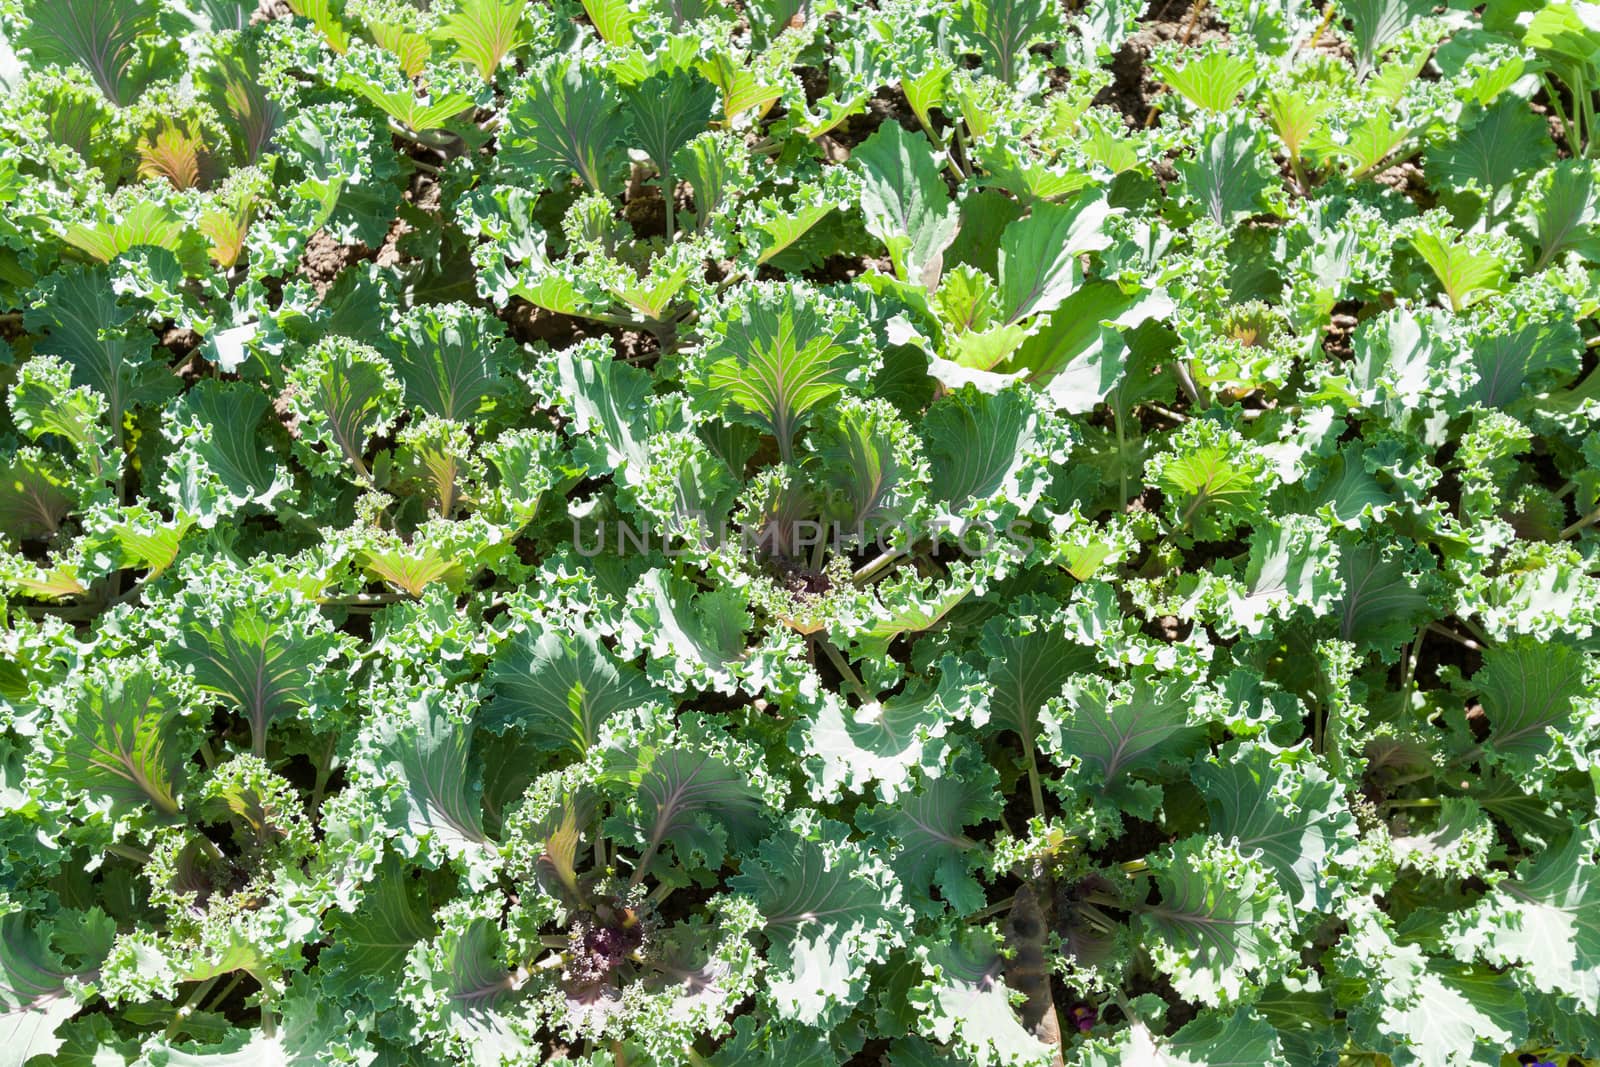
18, 0, 164, 106
202, 43, 283, 166
0, 913, 94, 1063
380, 702, 491, 854
1043, 672, 1203, 800
857, 753, 1000, 919
1472, 636, 1590, 771
1137, 836, 1294, 1008
621, 745, 768, 886
49, 661, 189, 819
0, 451, 74, 542
728, 822, 904, 1026
1335, 539, 1435, 655
909, 924, 1055, 1065
176, 596, 339, 758
283, 336, 403, 483
482, 623, 667, 760
1193, 743, 1357, 909
318, 855, 438, 1011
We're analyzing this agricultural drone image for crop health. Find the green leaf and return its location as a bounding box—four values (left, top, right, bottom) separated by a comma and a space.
434, 0, 532, 81
401, 908, 527, 1064
622, 569, 751, 694
388, 303, 510, 421
622, 69, 717, 199
287, 0, 352, 52
1470, 316, 1582, 410
1, 913, 85, 1065
1460, 829, 1600, 1011
320, 856, 437, 1012
373, 698, 490, 856
730, 823, 905, 1026
7, 356, 111, 478
954, 0, 1057, 85
0, 452, 76, 542
795, 659, 976, 802
1336, 539, 1434, 655
1009, 282, 1171, 411
977, 610, 1091, 799
996, 192, 1115, 324
483, 623, 666, 760
708, 1015, 840, 1067
1148, 419, 1271, 541
338, 61, 474, 133
24, 267, 173, 445
922, 386, 1059, 526
1389, 797, 1495, 880
853, 123, 960, 290
1410, 222, 1515, 313
1472, 637, 1591, 772
1226, 517, 1343, 635
504, 57, 627, 192
278, 103, 402, 246
909, 925, 1054, 1066
1337, 909, 1528, 1067
1042, 671, 1203, 802
1342, 0, 1431, 73
159, 380, 291, 523
1154, 45, 1258, 112
1082, 1008, 1285, 1066
1425, 98, 1553, 217
552, 338, 662, 479
857, 755, 1001, 918
50, 661, 188, 818
810, 395, 929, 536
580, 0, 643, 43
1139, 836, 1294, 1007
692, 283, 867, 464
1530, 159, 1600, 269
1194, 744, 1356, 909
1178, 116, 1279, 226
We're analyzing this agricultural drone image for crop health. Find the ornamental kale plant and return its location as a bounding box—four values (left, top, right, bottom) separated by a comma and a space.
1, 0, 1599, 1064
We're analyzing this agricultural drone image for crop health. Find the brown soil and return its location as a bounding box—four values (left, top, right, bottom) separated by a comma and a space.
1323, 303, 1362, 362
273, 381, 301, 439
1094, 0, 1230, 127
373, 217, 409, 269
826, 86, 920, 151
297, 230, 374, 298
1373, 160, 1434, 208
161, 325, 204, 366
622, 189, 667, 241
251, 0, 291, 24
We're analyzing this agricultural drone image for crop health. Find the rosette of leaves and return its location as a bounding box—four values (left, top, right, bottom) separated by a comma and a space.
484, 711, 788, 1059
685, 281, 874, 465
